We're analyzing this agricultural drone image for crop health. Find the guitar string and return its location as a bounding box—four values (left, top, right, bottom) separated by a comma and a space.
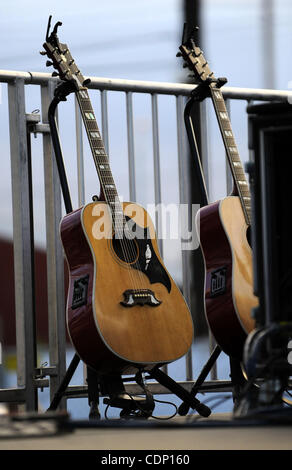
209, 84, 251, 226
77, 90, 147, 293
54, 48, 145, 292
76, 91, 136, 283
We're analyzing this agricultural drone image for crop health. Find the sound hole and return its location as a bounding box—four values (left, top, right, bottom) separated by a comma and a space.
112, 234, 138, 264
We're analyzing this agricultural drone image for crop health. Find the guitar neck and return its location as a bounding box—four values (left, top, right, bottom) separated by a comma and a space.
76, 88, 124, 227
209, 84, 251, 226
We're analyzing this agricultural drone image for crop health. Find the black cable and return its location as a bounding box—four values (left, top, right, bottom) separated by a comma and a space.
236, 352, 283, 406
151, 398, 178, 420
103, 369, 180, 421
200, 394, 232, 406
103, 391, 178, 421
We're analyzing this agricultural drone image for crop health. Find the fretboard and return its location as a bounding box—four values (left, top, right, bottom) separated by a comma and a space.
209, 85, 251, 226
76, 88, 125, 231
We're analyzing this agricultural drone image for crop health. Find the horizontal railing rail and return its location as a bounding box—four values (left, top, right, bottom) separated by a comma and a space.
1, 69, 292, 101
1, 69, 291, 413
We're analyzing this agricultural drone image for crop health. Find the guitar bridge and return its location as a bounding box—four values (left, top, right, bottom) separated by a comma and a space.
120, 289, 161, 307
71, 274, 89, 309
210, 267, 226, 297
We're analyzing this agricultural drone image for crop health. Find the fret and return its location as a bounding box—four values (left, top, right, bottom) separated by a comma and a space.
225, 138, 236, 146
100, 179, 115, 185
78, 90, 89, 100
224, 131, 233, 138
90, 131, 101, 139
83, 107, 95, 115
240, 187, 250, 192
92, 142, 105, 149
95, 159, 109, 168
234, 174, 247, 183
80, 99, 93, 107
232, 162, 245, 170
219, 111, 229, 120
75, 91, 125, 220
99, 170, 114, 177
99, 173, 113, 178
85, 121, 99, 131
94, 148, 107, 156
84, 111, 95, 120
240, 192, 251, 199
209, 85, 251, 225
220, 118, 231, 127
234, 170, 246, 179
93, 148, 106, 156
92, 141, 105, 149
98, 164, 110, 169
217, 102, 228, 113
213, 91, 222, 100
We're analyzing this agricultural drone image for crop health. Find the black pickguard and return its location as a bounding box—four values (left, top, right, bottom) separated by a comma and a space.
111, 219, 171, 293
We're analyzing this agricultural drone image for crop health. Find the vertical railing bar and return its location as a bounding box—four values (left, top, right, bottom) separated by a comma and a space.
100, 90, 109, 156
126, 91, 136, 202
151, 93, 163, 257
151, 93, 167, 374
176, 94, 193, 381
7, 78, 38, 410
75, 95, 85, 206
41, 80, 67, 409
225, 99, 233, 195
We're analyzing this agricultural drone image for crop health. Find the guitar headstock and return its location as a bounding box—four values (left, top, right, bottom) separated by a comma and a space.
178, 24, 215, 84
41, 16, 89, 90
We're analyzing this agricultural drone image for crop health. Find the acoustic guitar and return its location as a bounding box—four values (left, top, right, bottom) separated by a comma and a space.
42, 23, 194, 375
179, 28, 258, 358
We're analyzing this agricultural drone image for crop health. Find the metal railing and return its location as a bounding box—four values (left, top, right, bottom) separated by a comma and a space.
1, 69, 291, 411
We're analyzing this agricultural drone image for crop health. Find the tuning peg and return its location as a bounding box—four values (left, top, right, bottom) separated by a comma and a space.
52, 71, 59, 77
176, 52, 182, 57
39, 51, 47, 56
46, 60, 54, 67
183, 63, 189, 68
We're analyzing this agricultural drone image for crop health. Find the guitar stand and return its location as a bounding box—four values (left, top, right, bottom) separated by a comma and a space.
101, 372, 155, 419
45, 78, 222, 421
178, 82, 247, 410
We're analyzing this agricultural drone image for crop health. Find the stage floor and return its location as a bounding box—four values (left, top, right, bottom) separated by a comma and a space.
0, 412, 291, 450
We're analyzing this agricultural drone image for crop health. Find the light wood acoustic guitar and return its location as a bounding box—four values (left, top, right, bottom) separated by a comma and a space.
42, 25, 194, 375
179, 28, 258, 358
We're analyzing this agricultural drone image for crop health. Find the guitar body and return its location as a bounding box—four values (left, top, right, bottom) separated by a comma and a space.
198, 196, 257, 358
61, 201, 194, 375
43, 32, 193, 375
